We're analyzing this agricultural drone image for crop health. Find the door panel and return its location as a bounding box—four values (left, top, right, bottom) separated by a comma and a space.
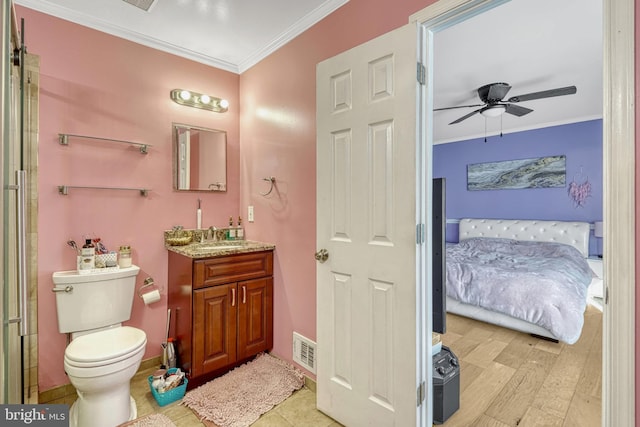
237, 277, 273, 359
193, 284, 237, 376
316, 23, 421, 426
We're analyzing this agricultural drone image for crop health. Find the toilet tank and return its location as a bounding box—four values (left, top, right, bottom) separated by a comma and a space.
53, 265, 141, 334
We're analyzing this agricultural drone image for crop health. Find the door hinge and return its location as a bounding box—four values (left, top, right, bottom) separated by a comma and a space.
417, 381, 426, 406
605, 286, 609, 305
416, 223, 425, 244
416, 62, 426, 85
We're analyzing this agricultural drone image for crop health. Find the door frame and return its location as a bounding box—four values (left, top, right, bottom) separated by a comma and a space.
411, 0, 635, 425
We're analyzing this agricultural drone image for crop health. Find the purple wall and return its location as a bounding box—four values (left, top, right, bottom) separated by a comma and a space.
433, 120, 603, 254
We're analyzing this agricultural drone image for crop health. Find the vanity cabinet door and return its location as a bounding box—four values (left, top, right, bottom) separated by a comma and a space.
237, 277, 273, 360
193, 283, 237, 376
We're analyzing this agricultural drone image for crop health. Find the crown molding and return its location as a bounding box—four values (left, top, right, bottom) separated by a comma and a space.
238, 0, 348, 73
15, 0, 349, 75
433, 115, 603, 145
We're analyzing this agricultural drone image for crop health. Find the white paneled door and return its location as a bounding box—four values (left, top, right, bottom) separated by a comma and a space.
316, 23, 425, 426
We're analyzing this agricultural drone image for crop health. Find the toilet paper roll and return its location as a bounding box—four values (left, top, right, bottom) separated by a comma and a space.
142, 289, 161, 305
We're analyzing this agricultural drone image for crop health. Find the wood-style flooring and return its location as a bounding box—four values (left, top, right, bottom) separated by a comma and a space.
440, 305, 602, 427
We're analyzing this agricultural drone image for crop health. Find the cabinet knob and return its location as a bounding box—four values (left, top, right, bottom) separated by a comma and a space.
315, 249, 329, 263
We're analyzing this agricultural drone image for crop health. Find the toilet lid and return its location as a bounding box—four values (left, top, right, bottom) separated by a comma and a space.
65, 326, 147, 366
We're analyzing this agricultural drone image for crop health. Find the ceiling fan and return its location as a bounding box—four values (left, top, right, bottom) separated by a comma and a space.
434, 82, 577, 125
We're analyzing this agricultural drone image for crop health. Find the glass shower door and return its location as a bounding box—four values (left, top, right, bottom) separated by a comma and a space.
2, 0, 27, 404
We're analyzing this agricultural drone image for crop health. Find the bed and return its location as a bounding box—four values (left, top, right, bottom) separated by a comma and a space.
445, 218, 603, 344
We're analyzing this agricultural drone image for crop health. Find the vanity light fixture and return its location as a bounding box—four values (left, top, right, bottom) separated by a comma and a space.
170, 89, 229, 113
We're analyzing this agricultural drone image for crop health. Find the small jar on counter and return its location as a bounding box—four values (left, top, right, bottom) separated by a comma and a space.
118, 245, 132, 268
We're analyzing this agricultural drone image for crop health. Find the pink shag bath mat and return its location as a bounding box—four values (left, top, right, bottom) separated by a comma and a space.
118, 413, 176, 427
183, 353, 304, 427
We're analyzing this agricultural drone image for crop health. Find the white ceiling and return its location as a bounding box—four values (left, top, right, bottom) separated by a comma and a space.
433, 0, 602, 143
14, 0, 348, 73
16, 0, 602, 144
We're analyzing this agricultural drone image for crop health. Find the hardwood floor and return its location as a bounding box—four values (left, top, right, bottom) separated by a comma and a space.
440, 305, 602, 427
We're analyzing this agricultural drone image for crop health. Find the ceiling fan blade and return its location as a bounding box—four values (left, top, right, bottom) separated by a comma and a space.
477, 82, 511, 103
504, 103, 533, 117
449, 108, 483, 125
507, 85, 577, 103
434, 103, 484, 111
486, 83, 511, 102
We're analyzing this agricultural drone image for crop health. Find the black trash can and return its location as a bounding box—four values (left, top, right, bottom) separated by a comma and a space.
433, 345, 460, 424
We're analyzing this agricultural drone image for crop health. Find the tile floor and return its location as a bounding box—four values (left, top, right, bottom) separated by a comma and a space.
131, 364, 342, 427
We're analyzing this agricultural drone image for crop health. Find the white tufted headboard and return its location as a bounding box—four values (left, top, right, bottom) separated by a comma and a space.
458, 218, 591, 258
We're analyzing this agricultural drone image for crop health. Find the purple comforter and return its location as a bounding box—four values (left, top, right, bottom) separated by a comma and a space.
446, 238, 594, 344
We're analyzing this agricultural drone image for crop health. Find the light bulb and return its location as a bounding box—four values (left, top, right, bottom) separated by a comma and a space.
171, 89, 228, 113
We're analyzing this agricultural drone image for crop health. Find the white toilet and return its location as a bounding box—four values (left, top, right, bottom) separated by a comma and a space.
53, 265, 147, 427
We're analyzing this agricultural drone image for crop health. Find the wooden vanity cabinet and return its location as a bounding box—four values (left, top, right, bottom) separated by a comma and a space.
168, 250, 273, 384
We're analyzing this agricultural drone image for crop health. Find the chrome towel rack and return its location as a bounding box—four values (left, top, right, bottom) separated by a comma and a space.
260, 176, 276, 196
59, 133, 151, 154
58, 185, 150, 197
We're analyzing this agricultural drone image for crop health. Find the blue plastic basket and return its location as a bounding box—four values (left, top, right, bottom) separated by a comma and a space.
148, 368, 188, 407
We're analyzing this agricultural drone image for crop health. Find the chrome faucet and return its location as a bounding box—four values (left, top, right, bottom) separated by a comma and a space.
208, 226, 218, 241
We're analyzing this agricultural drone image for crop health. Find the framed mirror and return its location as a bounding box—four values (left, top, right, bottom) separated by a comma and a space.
173, 123, 227, 191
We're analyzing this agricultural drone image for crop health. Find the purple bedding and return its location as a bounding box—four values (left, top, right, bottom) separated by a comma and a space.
446, 237, 594, 344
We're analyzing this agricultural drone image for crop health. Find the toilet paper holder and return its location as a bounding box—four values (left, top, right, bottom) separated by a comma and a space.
138, 277, 163, 298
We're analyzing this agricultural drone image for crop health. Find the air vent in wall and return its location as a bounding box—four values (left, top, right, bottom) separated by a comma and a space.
293, 332, 316, 374
122, 0, 155, 11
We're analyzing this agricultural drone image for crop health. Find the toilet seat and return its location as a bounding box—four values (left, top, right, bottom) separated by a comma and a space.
65, 326, 146, 368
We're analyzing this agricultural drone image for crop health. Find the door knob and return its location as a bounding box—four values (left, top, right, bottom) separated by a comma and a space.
315, 249, 329, 263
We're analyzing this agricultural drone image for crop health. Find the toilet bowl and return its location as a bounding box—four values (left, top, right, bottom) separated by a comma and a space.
64, 326, 147, 427
52, 266, 147, 427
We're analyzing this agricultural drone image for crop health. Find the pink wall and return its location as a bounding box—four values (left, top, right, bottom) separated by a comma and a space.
239, 0, 436, 375
17, 7, 241, 391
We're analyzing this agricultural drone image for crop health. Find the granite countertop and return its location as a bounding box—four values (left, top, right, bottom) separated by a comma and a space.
165, 239, 275, 259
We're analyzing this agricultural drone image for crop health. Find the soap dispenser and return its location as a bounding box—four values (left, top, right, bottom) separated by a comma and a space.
80, 239, 95, 273
227, 216, 236, 240
236, 216, 244, 240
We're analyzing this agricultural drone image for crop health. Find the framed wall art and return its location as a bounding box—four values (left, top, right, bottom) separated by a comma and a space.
467, 155, 566, 191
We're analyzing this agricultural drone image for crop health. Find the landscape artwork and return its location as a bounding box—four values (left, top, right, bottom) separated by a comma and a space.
467, 155, 566, 191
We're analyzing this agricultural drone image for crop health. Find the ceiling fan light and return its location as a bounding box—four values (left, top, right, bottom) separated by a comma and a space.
480, 105, 506, 118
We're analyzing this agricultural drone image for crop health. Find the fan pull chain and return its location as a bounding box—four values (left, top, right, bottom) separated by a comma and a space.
484, 117, 487, 143
500, 114, 503, 138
